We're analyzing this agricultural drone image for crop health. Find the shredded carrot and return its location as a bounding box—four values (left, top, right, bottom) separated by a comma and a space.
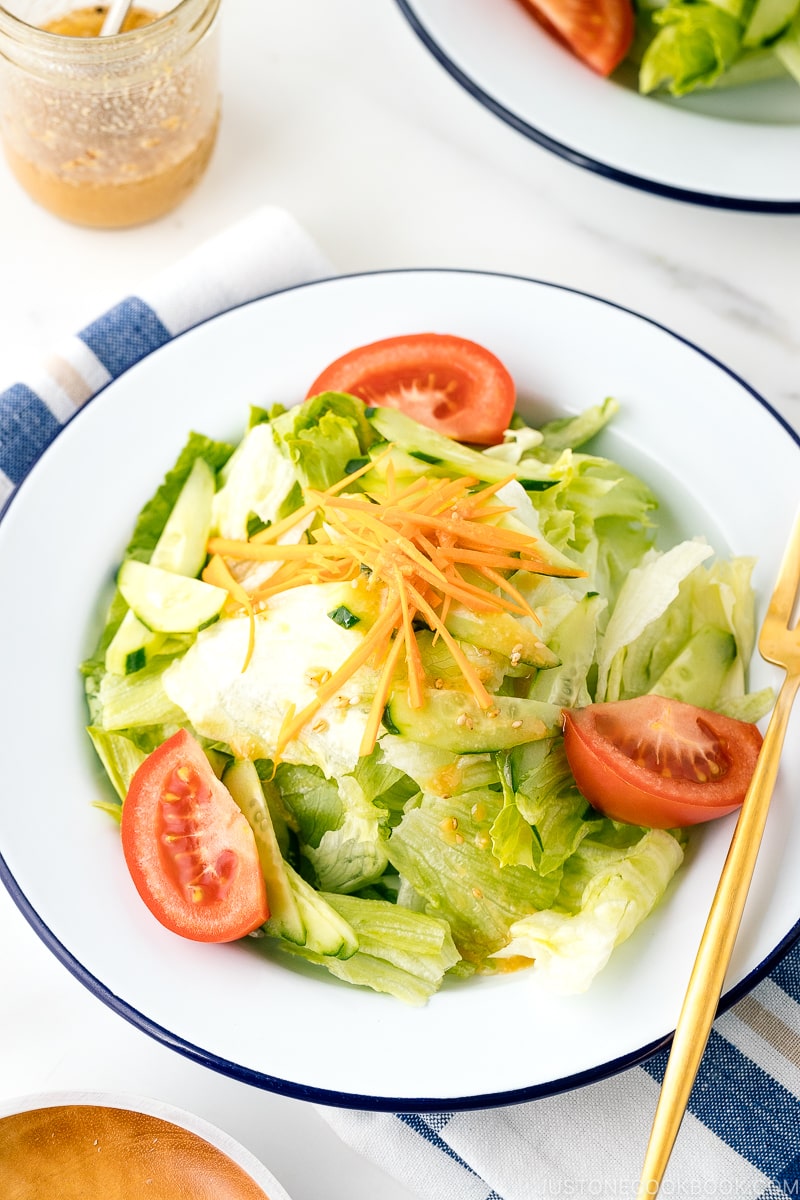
359, 631, 407, 757
202, 554, 256, 671
206, 451, 584, 756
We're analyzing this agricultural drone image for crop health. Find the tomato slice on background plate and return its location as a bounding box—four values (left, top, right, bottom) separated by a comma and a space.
307, 332, 516, 446
121, 729, 268, 943
562, 695, 763, 828
515, 0, 634, 76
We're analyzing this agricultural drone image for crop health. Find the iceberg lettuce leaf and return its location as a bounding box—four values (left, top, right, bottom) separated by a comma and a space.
495, 828, 684, 993
640, 2, 744, 95
387, 787, 562, 962
276, 764, 388, 893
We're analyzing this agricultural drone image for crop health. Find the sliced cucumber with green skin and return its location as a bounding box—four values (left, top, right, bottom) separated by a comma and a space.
118, 559, 227, 634
647, 625, 736, 709
149, 457, 216, 575
106, 459, 216, 674
743, 0, 800, 46
224, 760, 305, 946
105, 610, 167, 675
367, 407, 557, 490
284, 862, 359, 959
444, 608, 559, 669
386, 688, 561, 753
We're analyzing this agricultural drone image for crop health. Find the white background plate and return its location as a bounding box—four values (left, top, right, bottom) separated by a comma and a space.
396, 0, 800, 211
0, 270, 798, 1111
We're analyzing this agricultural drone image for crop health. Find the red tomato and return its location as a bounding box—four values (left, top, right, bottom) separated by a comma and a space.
306, 333, 516, 446
516, 0, 634, 76
121, 729, 268, 942
562, 696, 763, 828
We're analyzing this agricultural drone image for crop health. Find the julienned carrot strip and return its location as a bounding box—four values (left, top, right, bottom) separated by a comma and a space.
405, 581, 492, 710
474, 563, 540, 622
359, 631, 407, 757
202, 554, 256, 671
395, 571, 424, 709
459, 473, 516, 503
247, 446, 397, 547
208, 537, 352, 562
439, 570, 527, 616
274, 600, 403, 756
436, 545, 584, 577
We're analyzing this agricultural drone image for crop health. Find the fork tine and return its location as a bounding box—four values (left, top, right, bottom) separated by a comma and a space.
765, 509, 800, 626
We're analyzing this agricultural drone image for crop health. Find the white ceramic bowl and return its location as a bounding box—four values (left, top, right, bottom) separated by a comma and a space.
0, 270, 798, 1110
397, 0, 800, 211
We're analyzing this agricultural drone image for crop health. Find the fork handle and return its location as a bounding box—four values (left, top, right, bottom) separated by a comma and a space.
638, 670, 800, 1197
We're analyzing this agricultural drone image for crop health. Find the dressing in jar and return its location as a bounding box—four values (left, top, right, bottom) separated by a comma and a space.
0, 0, 221, 227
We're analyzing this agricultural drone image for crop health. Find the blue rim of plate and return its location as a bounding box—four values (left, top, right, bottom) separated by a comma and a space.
394, 0, 800, 214
1, 267, 799, 1112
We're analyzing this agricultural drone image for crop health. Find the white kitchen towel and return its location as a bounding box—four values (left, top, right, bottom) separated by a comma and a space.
0, 205, 332, 510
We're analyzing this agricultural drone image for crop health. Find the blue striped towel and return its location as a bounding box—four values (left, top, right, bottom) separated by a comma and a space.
3, 210, 798, 1198
0, 206, 332, 509
322, 945, 800, 1196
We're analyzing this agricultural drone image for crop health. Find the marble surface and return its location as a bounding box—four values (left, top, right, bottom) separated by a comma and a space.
0, 2, 798, 1198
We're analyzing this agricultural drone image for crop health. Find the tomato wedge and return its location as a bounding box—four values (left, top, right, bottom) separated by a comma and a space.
562, 696, 763, 828
516, 0, 634, 76
306, 333, 516, 446
121, 729, 268, 942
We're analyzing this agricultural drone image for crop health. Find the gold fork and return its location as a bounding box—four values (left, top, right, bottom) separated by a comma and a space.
637, 510, 800, 1197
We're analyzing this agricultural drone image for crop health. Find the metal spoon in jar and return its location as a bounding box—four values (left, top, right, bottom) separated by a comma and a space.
100, 0, 134, 35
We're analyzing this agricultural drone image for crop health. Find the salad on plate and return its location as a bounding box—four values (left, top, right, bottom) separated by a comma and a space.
82, 333, 771, 1004
516, 0, 800, 96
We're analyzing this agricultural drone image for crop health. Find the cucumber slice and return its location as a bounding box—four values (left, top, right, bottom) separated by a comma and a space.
150, 456, 216, 576
105, 609, 166, 675
284, 863, 359, 959
444, 608, 558, 669
743, 0, 800, 45
106, 459, 216, 675
118, 560, 227, 634
224, 760, 305, 945
647, 625, 736, 709
367, 407, 557, 491
386, 688, 561, 753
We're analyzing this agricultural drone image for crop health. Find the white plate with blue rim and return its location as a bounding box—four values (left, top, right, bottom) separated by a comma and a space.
396, 0, 800, 212
0, 269, 798, 1110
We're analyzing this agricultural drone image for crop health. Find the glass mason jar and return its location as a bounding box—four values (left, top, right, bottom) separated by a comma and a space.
0, 0, 221, 227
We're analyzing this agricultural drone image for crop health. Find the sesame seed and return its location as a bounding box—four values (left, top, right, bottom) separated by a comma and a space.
434, 677, 444, 689
472, 887, 483, 900
511, 719, 523, 729
312, 719, 329, 733
456, 712, 468, 726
